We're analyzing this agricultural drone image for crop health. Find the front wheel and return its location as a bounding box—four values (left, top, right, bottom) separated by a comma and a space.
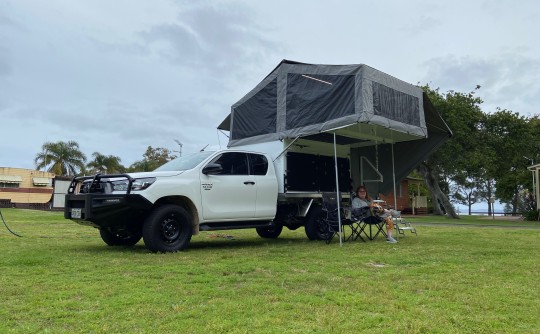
99, 228, 142, 246
256, 224, 283, 238
142, 205, 193, 252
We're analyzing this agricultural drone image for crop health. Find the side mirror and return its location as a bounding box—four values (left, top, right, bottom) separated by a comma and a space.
202, 163, 223, 175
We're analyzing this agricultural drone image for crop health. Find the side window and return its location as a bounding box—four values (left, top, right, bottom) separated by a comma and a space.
249, 154, 268, 176
211, 153, 249, 175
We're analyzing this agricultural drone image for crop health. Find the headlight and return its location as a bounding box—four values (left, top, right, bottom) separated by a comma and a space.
131, 177, 156, 191
112, 181, 129, 191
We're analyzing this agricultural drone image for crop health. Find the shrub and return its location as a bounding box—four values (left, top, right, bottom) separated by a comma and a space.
524, 209, 540, 221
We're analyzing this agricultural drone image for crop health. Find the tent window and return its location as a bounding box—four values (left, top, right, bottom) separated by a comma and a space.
286, 74, 355, 130
232, 78, 277, 140
373, 82, 420, 126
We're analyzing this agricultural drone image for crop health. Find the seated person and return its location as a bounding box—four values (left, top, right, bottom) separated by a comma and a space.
352, 185, 398, 243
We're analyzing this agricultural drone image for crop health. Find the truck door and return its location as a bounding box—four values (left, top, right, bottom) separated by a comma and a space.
249, 153, 278, 218
200, 152, 256, 220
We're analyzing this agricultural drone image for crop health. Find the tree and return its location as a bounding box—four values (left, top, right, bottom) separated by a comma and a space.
416, 162, 456, 217
485, 110, 535, 213
450, 174, 482, 215
34, 140, 87, 176
421, 86, 539, 217
128, 146, 176, 172
521, 115, 540, 214
128, 160, 153, 173
420, 86, 488, 218
87, 152, 124, 174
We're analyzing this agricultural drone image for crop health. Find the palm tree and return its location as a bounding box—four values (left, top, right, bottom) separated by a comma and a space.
34, 141, 87, 176
87, 152, 124, 174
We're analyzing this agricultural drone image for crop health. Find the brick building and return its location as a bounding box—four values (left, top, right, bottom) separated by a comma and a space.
0, 167, 55, 209
378, 176, 428, 214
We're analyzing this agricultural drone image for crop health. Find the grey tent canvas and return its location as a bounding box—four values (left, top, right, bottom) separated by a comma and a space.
218, 60, 451, 194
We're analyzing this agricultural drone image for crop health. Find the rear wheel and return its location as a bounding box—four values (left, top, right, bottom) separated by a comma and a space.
142, 205, 193, 252
304, 206, 329, 241
256, 224, 283, 238
99, 228, 142, 246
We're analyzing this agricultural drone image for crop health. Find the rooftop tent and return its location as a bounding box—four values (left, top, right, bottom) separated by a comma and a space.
219, 59, 430, 146
218, 60, 452, 194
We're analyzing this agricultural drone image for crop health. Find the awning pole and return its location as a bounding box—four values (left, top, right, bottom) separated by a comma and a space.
392, 143, 397, 208
273, 136, 300, 162
334, 132, 343, 246
391, 143, 398, 240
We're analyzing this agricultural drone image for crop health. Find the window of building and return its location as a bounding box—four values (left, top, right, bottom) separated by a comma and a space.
32, 177, 51, 186
0, 182, 19, 188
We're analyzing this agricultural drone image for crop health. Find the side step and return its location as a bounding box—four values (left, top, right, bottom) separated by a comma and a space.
199, 221, 273, 231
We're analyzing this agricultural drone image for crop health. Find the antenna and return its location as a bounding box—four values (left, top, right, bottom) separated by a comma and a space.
173, 139, 183, 157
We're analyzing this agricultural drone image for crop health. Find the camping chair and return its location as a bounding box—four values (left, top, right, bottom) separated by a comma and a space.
321, 192, 361, 244
349, 206, 371, 241
394, 216, 417, 237
358, 204, 388, 241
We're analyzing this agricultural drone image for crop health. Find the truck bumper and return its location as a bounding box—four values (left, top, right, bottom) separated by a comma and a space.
64, 194, 153, 229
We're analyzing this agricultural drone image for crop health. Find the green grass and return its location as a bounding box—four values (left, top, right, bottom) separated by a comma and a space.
0, 208, 539, 333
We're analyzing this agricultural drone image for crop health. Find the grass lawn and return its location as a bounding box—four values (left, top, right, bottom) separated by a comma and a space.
0, 208, 539, 333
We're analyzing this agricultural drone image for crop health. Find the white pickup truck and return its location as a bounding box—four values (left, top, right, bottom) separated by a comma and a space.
64, 144, 338, 252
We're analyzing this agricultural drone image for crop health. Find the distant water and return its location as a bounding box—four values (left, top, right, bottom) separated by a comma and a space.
457, 208, 507, 216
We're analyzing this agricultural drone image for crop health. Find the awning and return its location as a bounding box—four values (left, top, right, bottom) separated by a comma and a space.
33, 177, 51, 186
0, 175, 22, 183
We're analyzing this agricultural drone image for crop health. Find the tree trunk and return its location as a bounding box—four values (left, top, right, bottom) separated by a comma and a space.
417, 162, 459, 219
512, 187, 519, 214
467, 191, 473, 215
486, 181, 493, 216
428, 189, 442, 215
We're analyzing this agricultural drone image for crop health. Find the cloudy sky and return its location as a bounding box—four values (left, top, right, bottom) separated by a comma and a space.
1, 0, 539, 170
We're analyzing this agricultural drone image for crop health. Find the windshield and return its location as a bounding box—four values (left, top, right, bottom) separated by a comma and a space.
154, 151, 215, 172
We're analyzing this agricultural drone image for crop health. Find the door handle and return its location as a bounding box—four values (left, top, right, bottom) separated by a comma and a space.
244, 181, 255, 185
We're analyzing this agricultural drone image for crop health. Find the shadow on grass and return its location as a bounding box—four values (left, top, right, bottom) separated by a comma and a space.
190, 235, 311, 250
72, 234, 316, 254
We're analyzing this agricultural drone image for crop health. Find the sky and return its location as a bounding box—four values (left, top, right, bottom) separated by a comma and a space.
1, 0, 539, 175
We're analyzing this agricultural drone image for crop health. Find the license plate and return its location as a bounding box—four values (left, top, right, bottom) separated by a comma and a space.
71, 208, 82, 219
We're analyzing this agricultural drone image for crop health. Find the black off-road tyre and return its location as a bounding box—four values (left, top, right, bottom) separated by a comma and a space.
142, 205, 193, 252
256, 224, 283, 239
304, 205, 329, 241
99, 228, 142, 246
